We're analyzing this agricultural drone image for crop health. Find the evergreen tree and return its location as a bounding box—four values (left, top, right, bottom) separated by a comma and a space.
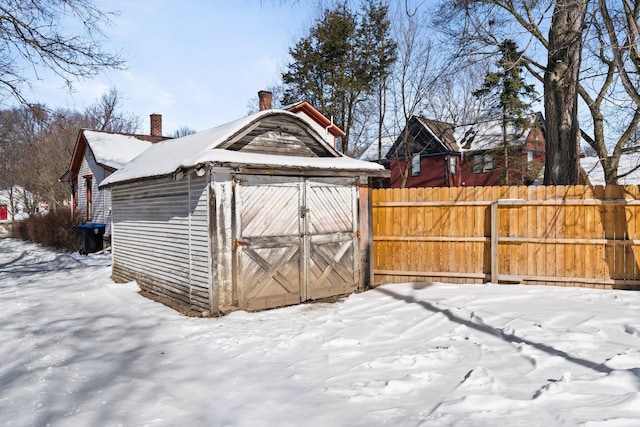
359, 0, 396, 162
473, 39, 537, 184
282, 1, 396, 155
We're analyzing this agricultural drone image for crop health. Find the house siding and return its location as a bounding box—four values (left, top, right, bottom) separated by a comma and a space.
460, 149, 545, 186
111, 175, 211, 313
390, 155, 460, 188
78, 148, 113, 234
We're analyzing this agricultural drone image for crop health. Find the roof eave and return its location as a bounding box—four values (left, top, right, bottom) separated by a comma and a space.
287, 101, 345, 137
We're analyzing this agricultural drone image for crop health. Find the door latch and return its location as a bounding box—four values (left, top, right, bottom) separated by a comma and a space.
233, 239, 250, 250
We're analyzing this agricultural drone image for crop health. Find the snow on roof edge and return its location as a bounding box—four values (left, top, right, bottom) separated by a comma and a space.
100, 110, 385, 187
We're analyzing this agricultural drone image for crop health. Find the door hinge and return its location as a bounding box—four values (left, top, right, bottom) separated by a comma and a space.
233, 239, 250, 250
232, 177, 248, 186
350, 231, 360, 238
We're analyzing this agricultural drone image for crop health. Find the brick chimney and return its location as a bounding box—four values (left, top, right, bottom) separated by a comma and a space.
150, 113, 162, 137
258, 91, 272, 111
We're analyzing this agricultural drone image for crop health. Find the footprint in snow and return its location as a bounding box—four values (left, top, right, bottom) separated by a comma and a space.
458, 367, 503, 392
367, 354, 433, 370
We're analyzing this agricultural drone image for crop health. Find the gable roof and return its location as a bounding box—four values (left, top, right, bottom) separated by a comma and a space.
362, 113, 545, 161
100, 110, 386, 187
385, 116, 459, 160
455, 120, 518, 152
455, 113, 544, 152
85, 131, 155, 170
60, 129, 169, 182
418, 117, 459, 151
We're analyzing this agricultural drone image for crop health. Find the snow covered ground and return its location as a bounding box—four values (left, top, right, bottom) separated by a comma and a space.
1, 238, 640, 426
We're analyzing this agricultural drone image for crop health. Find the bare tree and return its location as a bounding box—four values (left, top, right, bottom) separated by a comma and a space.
385, 2, 489, 188
0, 106, 48, 217
582, 0, 640, 184
83, 88, 140, 133
438, 0, 639, 185
171, 126, 196, 138
386, 3, 441, 187
0, 0, 125, 105
424, 66, 490, 126
246, 84, 287, 115
0, 89, 140, 213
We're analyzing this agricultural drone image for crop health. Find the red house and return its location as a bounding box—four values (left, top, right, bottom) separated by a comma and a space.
374, 114, 545, 188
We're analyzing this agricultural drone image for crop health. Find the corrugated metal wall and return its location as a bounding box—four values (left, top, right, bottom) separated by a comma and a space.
188, 174, 211, 310
111, 174, 211, 313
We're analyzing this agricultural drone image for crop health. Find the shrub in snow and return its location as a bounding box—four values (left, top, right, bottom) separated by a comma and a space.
11, 207, 80, 252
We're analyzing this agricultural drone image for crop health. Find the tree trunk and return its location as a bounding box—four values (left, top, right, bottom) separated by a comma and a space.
543, 0, 588, 185
502, 108, 509, 185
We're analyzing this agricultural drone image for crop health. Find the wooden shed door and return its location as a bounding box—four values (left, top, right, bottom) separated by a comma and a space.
305, 179, 359, 300
233, 176, 303, 311
233, 176, 359, 311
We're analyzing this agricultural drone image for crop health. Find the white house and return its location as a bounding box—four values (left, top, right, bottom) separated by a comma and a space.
60, 115, 170, 237
0, 186, 30, 225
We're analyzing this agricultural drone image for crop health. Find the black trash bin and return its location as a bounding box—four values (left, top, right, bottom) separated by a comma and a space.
77, 223, 106, 255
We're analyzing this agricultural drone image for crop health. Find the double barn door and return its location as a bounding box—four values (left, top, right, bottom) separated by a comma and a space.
233, 175, 360, 311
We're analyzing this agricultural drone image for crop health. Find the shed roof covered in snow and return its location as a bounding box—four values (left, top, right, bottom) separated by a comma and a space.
100, 110, 387, 187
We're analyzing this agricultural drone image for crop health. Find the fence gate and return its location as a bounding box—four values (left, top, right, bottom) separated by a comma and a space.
233, 175, 359, 311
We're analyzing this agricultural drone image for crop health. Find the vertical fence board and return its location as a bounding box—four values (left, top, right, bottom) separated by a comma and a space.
371, 185, 640, 289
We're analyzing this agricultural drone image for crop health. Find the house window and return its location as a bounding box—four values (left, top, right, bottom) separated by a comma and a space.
71, 180, 78, 216
527, 150, 534, 163
85, 176, 93, 221
411, 153, 421, 176
449, 156, 457, 174
472, 154, 494, 173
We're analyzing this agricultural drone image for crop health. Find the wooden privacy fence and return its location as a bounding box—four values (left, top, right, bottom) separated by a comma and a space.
372, 185, 640, 289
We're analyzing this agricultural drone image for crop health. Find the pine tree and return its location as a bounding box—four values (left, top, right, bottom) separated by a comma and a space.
282, 1, 396, 155
473, 39, 538, 184
359, 0, 396, 162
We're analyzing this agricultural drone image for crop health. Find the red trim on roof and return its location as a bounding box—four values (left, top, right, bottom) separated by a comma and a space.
287, 102, 345, 137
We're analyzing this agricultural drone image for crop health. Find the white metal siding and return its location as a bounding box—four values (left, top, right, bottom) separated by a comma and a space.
111, 175, 211, 313
188, 174, 211, 311
79, 148, 113, 235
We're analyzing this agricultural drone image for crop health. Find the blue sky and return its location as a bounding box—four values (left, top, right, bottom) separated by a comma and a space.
25, 1, 315, 135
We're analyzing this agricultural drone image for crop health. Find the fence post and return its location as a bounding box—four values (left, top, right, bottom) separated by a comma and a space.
491, 201, 499, 283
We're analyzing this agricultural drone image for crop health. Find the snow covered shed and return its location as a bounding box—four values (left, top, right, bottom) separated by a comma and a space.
100, 109, 388, 315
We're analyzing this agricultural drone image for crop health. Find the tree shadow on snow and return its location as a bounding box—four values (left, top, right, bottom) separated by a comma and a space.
0, 251, 82, 280
375, 284, 627, 377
